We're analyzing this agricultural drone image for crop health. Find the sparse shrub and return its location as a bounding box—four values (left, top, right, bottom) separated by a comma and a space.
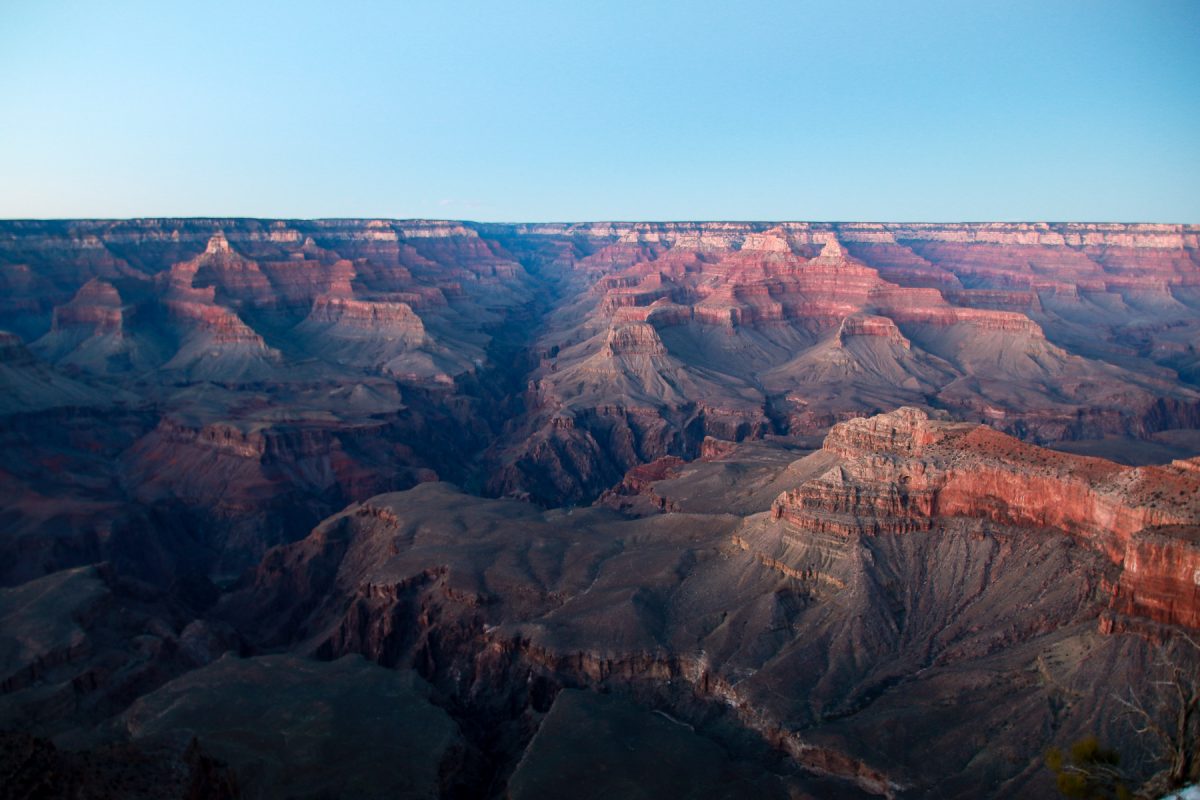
1045, 736, 1132, 799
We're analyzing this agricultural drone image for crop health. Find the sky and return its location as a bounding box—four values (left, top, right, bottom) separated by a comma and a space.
1, 1, 1198, 222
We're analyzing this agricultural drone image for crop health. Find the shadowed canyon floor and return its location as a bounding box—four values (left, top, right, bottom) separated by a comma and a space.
1, 221, 1199, 798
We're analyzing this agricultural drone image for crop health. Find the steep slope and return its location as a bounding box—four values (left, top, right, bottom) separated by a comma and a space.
119, 654, 472, 800
220, 410, 1200, 799
31, 279, 165, 373
0, 331, 115, 414
0, 220, 541, 579
489, 320, 767, 503
485, 223, 1199, 498
0, 219, 1198, 798
1, 218, 1197, 575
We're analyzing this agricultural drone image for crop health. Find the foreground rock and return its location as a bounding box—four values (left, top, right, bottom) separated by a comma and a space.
507, 689, 824, 800
119, 654, 471, 800
0, 731, 237, 800
223, 410, 1200, 798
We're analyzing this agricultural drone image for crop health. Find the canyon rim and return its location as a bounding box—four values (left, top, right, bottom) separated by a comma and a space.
0, 219, 1198, 798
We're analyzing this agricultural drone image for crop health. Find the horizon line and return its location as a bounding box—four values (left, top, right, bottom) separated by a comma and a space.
1, 217, 1198, 227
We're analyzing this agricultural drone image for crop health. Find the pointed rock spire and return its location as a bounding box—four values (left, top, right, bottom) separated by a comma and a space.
204, 230, 231, 255
815, 236, 846, 262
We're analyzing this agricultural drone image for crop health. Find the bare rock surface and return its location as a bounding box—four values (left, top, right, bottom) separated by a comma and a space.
222, 411, 1200, 798
2, 220, 1200, 798
119, 654, 470, 800
507, 689, 816, 800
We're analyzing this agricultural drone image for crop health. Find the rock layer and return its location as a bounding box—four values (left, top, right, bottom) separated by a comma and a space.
1, 220, 1200, 798
2, 219, 1199, 513
769, 408, 1200, 628
210, 411, 1200, 798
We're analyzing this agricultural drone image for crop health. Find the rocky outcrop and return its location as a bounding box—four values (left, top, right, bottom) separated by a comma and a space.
2, 219, 1199, 507
836, 313, 912, 345
488, 221, 1200, 500
605, 322, 667, 356
596, 454, 686, 512
768, 408, 1200, 628
303, 295, 426, 336
49, 278, 124, 334
221, 434, 1198, 800
0, 220, 1199, 798
162, 299, 269, 347
119, 653, 473, 800
293, 294, 440, 378
1112, 525, 1200, 629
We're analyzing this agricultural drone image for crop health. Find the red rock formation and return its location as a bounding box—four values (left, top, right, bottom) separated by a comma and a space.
769, 408, 1200, 628
304, 295, 426, 338
0, 217, 1198, 552
49, 278, 124, 334
186, 231, 276, 306
484, 221, 1200, 499
1113, 526, 1200, 629
835, 313, 911, 345
605, 322, 667, 356
224, 437, 1199, 800
163, 299, 268, 346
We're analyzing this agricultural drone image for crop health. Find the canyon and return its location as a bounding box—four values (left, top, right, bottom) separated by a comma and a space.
1, 220, 1199, 798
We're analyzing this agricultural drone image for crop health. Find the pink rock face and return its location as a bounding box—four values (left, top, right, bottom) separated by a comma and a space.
819, 406, 953, 457
502, 223, 1200, 501
256, 257, 358, 306
305, 295, 426, 335
772, 408, 1200, 628
605, 322, 667, 356
163, 300, 268, 345
836, 314, 909, 344
0, 217, 1198, 545
1114, 530, 1200, 628
50, 279, 124, 334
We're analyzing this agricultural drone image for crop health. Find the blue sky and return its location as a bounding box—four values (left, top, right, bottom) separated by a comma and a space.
2, 1, 1197, 221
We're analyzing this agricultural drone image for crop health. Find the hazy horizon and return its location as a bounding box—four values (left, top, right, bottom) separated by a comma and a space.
2, 216, 1199, 225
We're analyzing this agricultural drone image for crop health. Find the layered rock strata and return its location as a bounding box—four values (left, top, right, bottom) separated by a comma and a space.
215, 410, 1200, 798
